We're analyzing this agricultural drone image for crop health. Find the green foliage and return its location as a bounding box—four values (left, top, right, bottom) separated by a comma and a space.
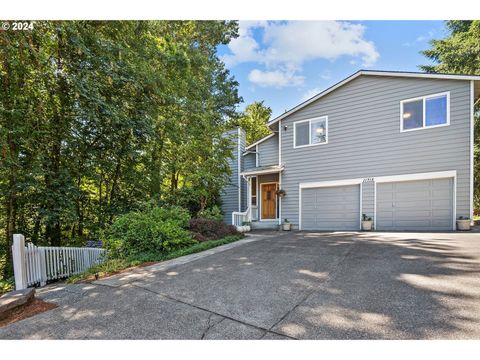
197, 205, 223, 221
0, 21, 241, 277
420, 21, 480, 211
68, 234, 243, 283
230, 101, 272, 145
0, 277, 14, 295
189, 218, 239, 242
104, 206, 194, 257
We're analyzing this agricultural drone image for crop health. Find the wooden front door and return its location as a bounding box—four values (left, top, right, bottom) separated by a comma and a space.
261, 183, 277, 219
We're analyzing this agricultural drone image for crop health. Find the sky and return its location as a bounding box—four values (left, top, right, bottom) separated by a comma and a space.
217, 20, 447, 119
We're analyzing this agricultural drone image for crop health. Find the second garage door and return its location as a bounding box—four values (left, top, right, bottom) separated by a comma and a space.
301, 185, 360, 230
376, 178, 454, 231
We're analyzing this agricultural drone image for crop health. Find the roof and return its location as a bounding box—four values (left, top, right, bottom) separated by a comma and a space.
240, 165, 284, 177
245, 133, 275, 150
268, 70, 480, 127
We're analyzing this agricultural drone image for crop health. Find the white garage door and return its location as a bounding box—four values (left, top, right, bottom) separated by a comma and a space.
301, 185, 360, 230
376, 178, 454, 231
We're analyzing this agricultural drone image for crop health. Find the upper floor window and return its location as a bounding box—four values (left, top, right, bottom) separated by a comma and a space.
400, 92, 450, 132
294, 116, 328, 148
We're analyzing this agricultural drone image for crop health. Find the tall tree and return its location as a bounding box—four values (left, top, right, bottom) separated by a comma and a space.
0, 21, 240, 278
420, 20, 480, 210
232, 101, 272, 145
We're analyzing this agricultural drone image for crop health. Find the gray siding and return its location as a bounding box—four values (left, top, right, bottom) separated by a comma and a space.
239, 130, 248, 211
220, 128, 245, 223
258, 134, 279, 166
279, 76, 472, 227
243, 152, 256, 170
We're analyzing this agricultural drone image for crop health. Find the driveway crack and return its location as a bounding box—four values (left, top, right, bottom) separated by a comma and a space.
267, 237, 359, 333
131, 283, 297, 340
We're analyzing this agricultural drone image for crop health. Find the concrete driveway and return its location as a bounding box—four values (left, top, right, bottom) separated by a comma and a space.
1, 231, 480, 339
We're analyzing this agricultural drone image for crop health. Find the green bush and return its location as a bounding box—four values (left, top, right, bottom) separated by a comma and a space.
0, 278, 14, 295
197, 205, 223, 221
104, 206, 195, 258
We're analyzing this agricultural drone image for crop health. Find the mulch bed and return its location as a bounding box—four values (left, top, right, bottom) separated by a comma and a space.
0, 298, 57, 328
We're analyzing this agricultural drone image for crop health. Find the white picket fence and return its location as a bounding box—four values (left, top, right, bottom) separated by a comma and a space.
12, 234, 106, 290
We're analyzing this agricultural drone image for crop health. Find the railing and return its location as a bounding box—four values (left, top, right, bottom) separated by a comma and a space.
232, 207, 251, 227
12, 234, 106, 290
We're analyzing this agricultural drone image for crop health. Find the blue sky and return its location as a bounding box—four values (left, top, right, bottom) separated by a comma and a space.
218, 20, 447, 118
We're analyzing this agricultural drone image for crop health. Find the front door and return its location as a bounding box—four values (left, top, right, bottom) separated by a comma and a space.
261, 183, 277, 219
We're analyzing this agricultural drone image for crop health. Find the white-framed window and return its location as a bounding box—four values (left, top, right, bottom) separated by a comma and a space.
251, 177, 257, 206
400, 92, 450, 132
294, 116, 328, 148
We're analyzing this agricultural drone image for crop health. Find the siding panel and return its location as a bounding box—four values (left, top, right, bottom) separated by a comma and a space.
258, 135, 279, 166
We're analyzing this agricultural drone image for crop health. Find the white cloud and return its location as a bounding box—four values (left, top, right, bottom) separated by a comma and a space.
248, 69, 304, 88
222, 21, 379, 88
301, 87, 322, 101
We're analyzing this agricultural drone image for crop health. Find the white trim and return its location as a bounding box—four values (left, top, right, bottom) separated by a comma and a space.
298, 179, 363, 230
374, 170, 457, 230
255, 144, 259, 167
293, 116, 328, 149
237, 128, 241, 212
240, 166, 284, 177
359, 182, 363, 230
259, 182, 279, 221
245, 133, 275, 150
374, 170, 456, 184
373, 181, 377, 230
267, 70, 480, 127
299, 178, 363, 189
400, 92, 450, 132
279, 118, 282, 225
454, 175, 457, 229
298, 183, 302, 230
470, 80, 474, 222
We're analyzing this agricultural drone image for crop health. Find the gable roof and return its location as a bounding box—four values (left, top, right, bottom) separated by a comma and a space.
268, 70, 480, 127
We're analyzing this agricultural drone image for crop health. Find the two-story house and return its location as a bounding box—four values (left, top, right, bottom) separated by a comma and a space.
221, 70, 480, 231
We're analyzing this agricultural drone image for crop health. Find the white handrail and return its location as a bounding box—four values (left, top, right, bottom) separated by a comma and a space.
232, 207, 251, 227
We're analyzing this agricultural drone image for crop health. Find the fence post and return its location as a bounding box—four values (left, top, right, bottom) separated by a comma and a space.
12, 234, 27, 290
39, 247, 47, 286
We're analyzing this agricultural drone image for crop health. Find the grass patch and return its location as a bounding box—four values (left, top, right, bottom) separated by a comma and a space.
68, 234, 244, 284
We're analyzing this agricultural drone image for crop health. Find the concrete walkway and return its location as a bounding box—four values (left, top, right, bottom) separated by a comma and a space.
1, 231, 480, 339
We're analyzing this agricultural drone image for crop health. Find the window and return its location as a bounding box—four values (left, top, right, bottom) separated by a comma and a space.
401, 92, 449, 132
251, 177, 257, 206
294, 116, 328, 148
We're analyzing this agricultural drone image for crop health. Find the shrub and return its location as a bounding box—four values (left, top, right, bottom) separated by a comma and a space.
189, 217, 239, 242
104, 206, 195, 258
197, 205, 223, 221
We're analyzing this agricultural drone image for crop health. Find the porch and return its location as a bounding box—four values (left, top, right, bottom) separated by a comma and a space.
232, 165, 283, 230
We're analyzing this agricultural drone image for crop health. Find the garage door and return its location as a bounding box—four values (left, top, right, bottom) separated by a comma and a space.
376, 178, 453, 231
301, 185, 360, 230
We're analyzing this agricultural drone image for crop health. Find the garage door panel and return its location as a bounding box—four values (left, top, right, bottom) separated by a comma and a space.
376, 178, 453, 231
301, 185, 360, 230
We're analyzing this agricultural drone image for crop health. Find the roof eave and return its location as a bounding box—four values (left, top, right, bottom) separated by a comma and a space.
267, 70, 480, 128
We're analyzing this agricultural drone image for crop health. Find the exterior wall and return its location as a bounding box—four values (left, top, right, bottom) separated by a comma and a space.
279, 75, 472, 227
258, 134, 279, 166
239, 131, 248, 212
243, 152, 256, 170
220, 128, 246, 224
